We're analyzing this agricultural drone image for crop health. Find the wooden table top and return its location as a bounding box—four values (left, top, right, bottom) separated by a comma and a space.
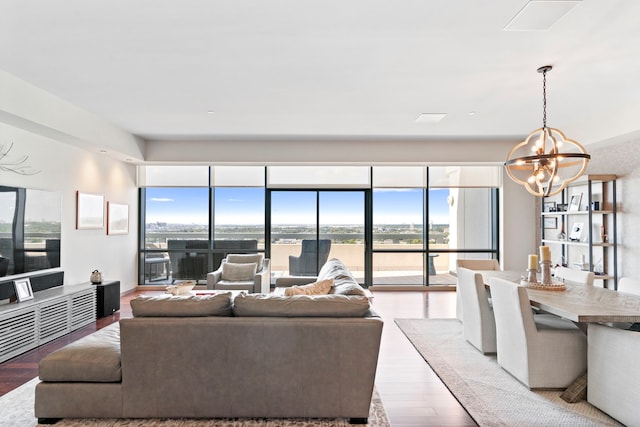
477, 270, 640, 323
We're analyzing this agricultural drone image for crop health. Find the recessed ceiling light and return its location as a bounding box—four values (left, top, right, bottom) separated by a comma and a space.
415, 113, 447, 124
504, 1, 581, 31
468, 111, 476, 116
207, 110, 215, 114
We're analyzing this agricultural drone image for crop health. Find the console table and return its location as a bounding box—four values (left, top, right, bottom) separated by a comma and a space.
0, 283, 95, 363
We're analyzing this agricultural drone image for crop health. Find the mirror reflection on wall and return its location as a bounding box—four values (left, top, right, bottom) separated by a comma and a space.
0, 186, 61, 277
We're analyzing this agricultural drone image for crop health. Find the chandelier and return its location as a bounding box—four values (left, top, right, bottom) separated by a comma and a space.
505, 65, 590, 197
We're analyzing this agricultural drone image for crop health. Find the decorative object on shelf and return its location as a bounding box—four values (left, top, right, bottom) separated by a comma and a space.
76, 191, 105, 229
0, 142, 40, 175
569, 222, 584, 241
591, 201, 600, 211
543, 201, 556, 212
13, 277, 34, 302
556, 203, 568, 212
107, 202, 129, 235
557, 222, 566, 240
569, 193, 582, 211
504, 65, 590, 197
600, 224, 608, 243
543, 217, 557, 229
90, 270, 103, 284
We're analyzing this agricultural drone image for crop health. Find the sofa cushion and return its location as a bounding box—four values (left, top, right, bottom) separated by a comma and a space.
284, 278, 333, 296
332, 278, 367, 296
39, 323, 121, 383
222, 262, 257, 281
318, 258, 355, 281
131, 293, 232, 317
226, 253, 264, 271
233, 293, 370, 317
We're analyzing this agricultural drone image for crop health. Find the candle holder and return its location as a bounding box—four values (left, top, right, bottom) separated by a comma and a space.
540, 260, 552, 285
527, 268, 538, 284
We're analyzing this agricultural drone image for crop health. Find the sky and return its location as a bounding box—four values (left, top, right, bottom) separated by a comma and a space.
145, 187, 451, 226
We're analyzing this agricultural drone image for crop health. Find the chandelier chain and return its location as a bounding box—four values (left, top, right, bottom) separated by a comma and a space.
542, 68, 547, 129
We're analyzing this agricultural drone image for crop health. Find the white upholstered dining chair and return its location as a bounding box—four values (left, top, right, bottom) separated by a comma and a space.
489, 278, 587, 389
456, 259, 500, 322
617, 277, 640, 295
588, 323, 640, 427
553, 266, 594, 286
457, 267, 496, 354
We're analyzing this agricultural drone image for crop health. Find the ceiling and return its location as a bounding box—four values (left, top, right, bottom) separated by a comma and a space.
1, 0, 640, 146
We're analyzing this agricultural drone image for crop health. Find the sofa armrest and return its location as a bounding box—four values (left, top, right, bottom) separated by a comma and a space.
275, 275, 318, 288
206, 268, 223, 290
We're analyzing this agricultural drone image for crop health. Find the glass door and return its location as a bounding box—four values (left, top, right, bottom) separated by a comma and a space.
269, 190, 365, 282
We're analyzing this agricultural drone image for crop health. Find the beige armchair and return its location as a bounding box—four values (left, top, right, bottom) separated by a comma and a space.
206, 253, 271, 294
457, 268, 496, 354
490, 278, 587, 389
456, 259, 500, 321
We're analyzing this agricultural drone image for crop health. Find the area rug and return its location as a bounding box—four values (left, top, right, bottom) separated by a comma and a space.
395, 318, 622, 427
0, 378, 389, 427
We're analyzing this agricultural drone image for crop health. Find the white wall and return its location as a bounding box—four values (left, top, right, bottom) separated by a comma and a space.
586, 138, 640, 280
0, 123, 138, 293
500, 173, 537, 272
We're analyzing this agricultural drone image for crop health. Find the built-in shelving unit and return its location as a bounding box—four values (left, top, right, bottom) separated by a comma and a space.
541, 174, 618, 289
0, 283, 96, 363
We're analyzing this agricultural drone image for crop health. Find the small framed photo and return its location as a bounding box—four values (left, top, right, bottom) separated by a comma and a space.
543, 217, 557, 229
107, 202, 129, 235
569, 222, 584, 241
556, 203, 568, 212
569, 194, 582, 211
14, 278, 34, 302
543, 201, 557, 212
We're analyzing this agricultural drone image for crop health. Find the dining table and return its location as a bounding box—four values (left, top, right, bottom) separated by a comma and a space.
476, 270, 640, 323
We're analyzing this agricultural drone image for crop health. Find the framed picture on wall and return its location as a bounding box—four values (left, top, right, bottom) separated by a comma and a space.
14, 278, 34, 302
543, 201, 557, 212
107, 202, 129, 235
543, 217, 557, 229
76, 192, 105, 229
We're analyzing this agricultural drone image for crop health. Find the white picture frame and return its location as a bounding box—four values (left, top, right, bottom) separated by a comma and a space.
14, 278, 34, 302
569, 222, 584, 241
107, 202, 129, 235
569, 193, 582, 211
76, 192, 105, 229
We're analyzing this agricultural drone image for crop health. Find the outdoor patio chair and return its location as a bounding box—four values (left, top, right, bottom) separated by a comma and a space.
289, 239, 331, 276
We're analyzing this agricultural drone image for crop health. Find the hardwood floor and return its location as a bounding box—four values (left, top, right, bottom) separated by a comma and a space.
0, 290, 476, 426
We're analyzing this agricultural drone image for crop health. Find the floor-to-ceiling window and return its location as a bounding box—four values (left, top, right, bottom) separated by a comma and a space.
138, 165, 500, 287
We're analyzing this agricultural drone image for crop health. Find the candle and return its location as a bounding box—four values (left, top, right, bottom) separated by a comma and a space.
528, 254, 538, 270
539, 245, 551, 262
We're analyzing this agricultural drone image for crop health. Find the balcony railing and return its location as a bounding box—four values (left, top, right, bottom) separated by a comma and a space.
141, 232, 462, 286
